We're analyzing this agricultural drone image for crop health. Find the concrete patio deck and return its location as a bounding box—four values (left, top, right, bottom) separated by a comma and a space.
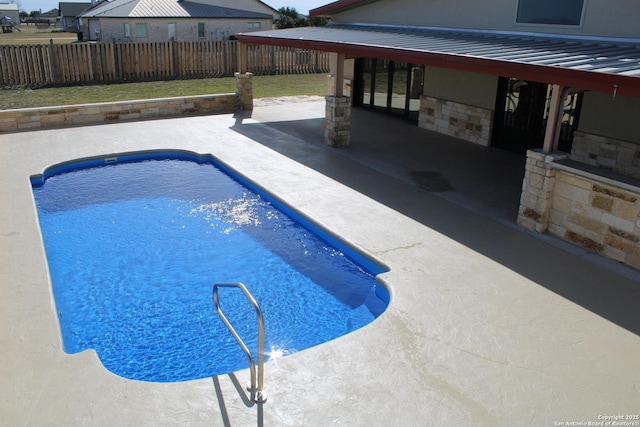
1, 97, 639, 426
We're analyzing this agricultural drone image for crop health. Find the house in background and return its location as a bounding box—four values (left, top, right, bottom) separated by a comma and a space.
0, 2, 19, 25
78, 0, 277, 42
236, 0, 640, 269
59, 2, 91, 32
38, 8, 60, 24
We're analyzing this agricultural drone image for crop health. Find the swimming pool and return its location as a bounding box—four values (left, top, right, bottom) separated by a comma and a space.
31, 151, 389, 382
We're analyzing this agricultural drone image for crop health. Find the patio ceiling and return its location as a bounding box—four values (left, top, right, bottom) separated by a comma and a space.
236, 23, 640, 98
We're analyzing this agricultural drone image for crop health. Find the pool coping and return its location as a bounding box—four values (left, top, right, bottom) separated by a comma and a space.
2, 110, 640, 426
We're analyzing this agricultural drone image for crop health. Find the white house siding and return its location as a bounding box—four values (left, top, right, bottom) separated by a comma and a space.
331, 0, 640, 38
0, 5, 20, 25
88, 20, 101, 40
95, 18, 272, 42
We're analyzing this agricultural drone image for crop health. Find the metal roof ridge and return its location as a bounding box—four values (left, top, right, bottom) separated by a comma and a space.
331, 22, 640, 47
129, 0, 147, 17
180, 1, 274, 18
87, 0, 140, 17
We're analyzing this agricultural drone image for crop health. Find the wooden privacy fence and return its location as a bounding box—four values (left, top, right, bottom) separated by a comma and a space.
0, 40, 331, 87
247, 45, 330, 75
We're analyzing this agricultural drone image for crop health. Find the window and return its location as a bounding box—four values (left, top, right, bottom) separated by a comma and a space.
135, 23, 147, 38
124, 23, 131, 38
168, 22, 176, 40
516, 0, 585, 26
247, 22, 261, 31
197, 22, 205, 38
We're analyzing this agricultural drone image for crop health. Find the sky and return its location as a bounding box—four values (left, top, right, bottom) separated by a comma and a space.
14, 0, 331, 15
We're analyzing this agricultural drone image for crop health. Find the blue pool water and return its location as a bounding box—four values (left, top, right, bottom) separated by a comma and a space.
32, 152, 389, 382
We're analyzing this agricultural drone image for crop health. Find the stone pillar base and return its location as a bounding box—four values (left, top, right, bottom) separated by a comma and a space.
235, 72, 253, 110
324, 95, 351, 147
517, 149, 568, 233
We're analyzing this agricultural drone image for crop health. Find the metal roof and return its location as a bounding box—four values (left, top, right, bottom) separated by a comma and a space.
236, 23, 640, 97
81, 0, 273, 19
59, 2, 92, 16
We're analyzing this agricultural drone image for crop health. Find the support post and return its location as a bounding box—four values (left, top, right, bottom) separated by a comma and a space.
542, 84, 569, 154
238, 41, 248, 74
235, 72, 253, 110
234, 41, 253, 110
329, 52, 345, 97
325, 95, 351, 147
49, 39, 61, 84
324, 52, 351, 147
517, 149, 568, 233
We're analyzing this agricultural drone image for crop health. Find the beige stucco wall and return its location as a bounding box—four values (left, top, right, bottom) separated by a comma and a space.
577, 93, 640, 144
344, 58, 355, 80
332, 0, 640, 38
93, 18, 272, 42
423, 67, 498, 111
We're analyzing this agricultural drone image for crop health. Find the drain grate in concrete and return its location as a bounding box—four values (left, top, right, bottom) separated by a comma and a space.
409, 171, 454, 192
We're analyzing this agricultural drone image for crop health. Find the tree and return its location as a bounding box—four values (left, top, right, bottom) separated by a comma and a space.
309, 16, 328, 27
275, 7, 308, 29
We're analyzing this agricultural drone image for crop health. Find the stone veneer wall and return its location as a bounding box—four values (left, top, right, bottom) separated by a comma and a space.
324, 95, 351, 147
517, 150, 567, 233
418, 96, 492, 146
518, 149, 640, 269
571, 131, 640, 179
0, 94, 240, 133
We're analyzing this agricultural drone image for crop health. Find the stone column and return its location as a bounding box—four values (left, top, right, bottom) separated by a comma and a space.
235, 72, 253, 111
517, 149, 568, 233
324, 95, 351, 147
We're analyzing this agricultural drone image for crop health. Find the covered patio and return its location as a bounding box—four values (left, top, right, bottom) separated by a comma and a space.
235, 21, 640, 269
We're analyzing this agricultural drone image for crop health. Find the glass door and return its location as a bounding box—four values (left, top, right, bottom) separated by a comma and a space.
354, 58, 424, 122
492, 77, 582, 154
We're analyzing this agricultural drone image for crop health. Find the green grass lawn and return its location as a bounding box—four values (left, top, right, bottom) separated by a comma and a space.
0, 74, 328, 110
0, 24, 77, 45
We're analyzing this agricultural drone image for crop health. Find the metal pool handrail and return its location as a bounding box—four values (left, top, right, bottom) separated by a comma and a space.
213, 282, 267, 404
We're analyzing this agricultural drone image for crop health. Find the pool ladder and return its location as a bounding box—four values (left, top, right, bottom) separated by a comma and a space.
213, 282, 267, 404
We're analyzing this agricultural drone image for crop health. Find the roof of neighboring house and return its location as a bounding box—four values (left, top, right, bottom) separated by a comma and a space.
0, 3, 19, 11
311, 0, 378, 16
59, 2, 92, 17
80, 0, 273, 19
255, 0, 279, 16
236, 23, 640, 98
40, 8, 60, 18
